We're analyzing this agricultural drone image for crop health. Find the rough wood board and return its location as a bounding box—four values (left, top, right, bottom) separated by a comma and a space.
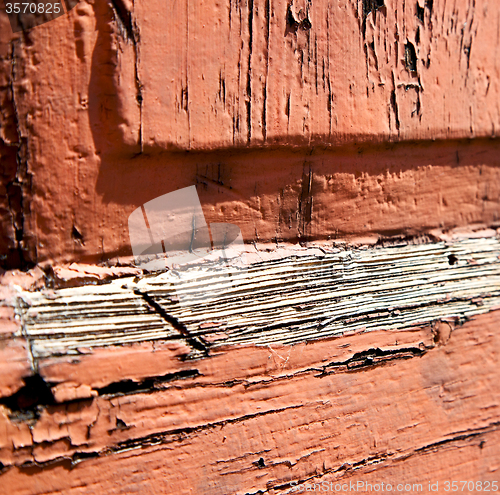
2, 1, 500, 267
0, 309, 499, 494
1, 1, 500, 491
15, 237, 500, 363
3, 0, 499, 151
0, 236, 499, 486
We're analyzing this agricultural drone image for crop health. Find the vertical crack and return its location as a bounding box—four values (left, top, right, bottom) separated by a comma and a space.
262, 0, 270, 142
186, 0, 191, 145
246, 0, 254, 143
134, 22, 143, 152
361, 0, 384, 38
298, 163, 313, 240
109, 0, 143, 152
5, 39, 33, 270
15, 293, 38, 374
390, 72, 400, 132
325, 7, 333, 136
404, 40, 417, 73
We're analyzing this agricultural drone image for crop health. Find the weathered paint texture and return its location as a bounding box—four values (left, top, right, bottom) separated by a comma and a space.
1, 0, 500, 493
1, 1, 500, 267
0, 236, 499, 492
6, 0, 499, 149
0, 308, 499, 493
16, 236, 500, 360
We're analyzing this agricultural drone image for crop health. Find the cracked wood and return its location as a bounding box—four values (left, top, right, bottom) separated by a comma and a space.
0, 308, 499, 493
15, 236, 500, 362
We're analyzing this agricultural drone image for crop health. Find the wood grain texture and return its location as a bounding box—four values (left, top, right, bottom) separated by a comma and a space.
1, 2, 500, 267
2, 0, 500, 151
16, 236, 500, 362
134, 0, 500, 148
1, 307, 499, 494
1, 1, 500, 492
0, 238, 499, 491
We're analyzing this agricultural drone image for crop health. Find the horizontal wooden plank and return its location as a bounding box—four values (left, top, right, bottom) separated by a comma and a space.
3, 0, 500, 150
2, 236, 499, 492
2, 1, 500, 267
16, 236, 500, 362
1, 309, 499, 493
